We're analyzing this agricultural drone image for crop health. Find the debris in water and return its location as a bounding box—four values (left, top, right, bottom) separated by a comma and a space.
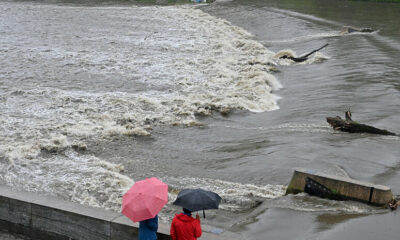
326, 108, 397, 136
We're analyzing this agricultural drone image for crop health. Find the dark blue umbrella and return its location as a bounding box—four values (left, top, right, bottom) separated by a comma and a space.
173, 188, 222, 218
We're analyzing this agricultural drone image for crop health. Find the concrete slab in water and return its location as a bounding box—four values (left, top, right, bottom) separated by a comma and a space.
286, 168, 393, 206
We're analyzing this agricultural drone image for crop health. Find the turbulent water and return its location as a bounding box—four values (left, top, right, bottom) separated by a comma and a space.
0, 0, 288, 220
1, 0, 400, 239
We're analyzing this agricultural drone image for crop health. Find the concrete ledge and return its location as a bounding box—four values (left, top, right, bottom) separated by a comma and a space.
0, 185, 238, 240
286, 168, 393, 206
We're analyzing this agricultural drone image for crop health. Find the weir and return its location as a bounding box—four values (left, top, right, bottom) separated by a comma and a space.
286, 168, 393, 206
0, 185, 240, 240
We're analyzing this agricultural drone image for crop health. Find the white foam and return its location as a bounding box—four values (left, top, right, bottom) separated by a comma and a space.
166, 176, 286, 212
1, 148, 134, 211
0, 2, 282, 215
269, 193, 384, 214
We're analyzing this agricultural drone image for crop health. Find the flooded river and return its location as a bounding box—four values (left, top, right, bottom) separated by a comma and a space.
0, 0, 399, 239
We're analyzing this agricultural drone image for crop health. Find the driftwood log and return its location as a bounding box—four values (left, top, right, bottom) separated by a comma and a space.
280, 43, 329, 63
326, 110, 396, 136
340, 26, 375, 34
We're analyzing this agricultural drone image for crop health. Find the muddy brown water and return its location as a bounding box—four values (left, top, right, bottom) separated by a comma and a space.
1, 0, 400, 239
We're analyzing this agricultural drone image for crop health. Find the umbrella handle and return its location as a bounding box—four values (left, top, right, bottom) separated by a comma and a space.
203, 209, 205, 218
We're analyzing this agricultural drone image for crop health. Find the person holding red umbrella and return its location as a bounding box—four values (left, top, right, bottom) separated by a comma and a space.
139, 215, 158, 240
122, 177, 168, 240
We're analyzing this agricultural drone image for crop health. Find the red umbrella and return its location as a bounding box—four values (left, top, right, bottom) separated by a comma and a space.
122, 177, 168, 222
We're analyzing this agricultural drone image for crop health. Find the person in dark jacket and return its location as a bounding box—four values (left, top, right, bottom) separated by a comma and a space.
170, 208, 202, 240
139, 215, 158, 240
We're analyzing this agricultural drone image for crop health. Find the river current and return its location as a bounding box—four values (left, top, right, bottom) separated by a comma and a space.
1, 0, 399, 239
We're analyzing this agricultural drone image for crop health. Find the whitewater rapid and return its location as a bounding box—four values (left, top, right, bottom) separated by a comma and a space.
0, 2, 285, 218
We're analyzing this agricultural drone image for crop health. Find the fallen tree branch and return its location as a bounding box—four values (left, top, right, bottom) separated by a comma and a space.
280, 43, 328, 63
326, 110, 397, 136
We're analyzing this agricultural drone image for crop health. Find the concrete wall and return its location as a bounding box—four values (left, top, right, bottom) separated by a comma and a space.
0, 185, 239, 240
286, 168, 393, 206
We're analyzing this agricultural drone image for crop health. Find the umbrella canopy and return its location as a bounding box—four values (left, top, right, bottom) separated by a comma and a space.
122, 177, 168, 222
173, 188, 221, 212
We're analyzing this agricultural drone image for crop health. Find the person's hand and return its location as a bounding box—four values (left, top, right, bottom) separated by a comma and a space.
196, 213, 200, 220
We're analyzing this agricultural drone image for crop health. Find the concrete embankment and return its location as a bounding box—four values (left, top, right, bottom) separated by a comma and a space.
286, 168, 393, 206
0, 184, 240, 240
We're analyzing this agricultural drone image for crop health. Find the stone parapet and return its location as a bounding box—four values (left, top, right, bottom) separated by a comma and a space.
0, 185, 241, 240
